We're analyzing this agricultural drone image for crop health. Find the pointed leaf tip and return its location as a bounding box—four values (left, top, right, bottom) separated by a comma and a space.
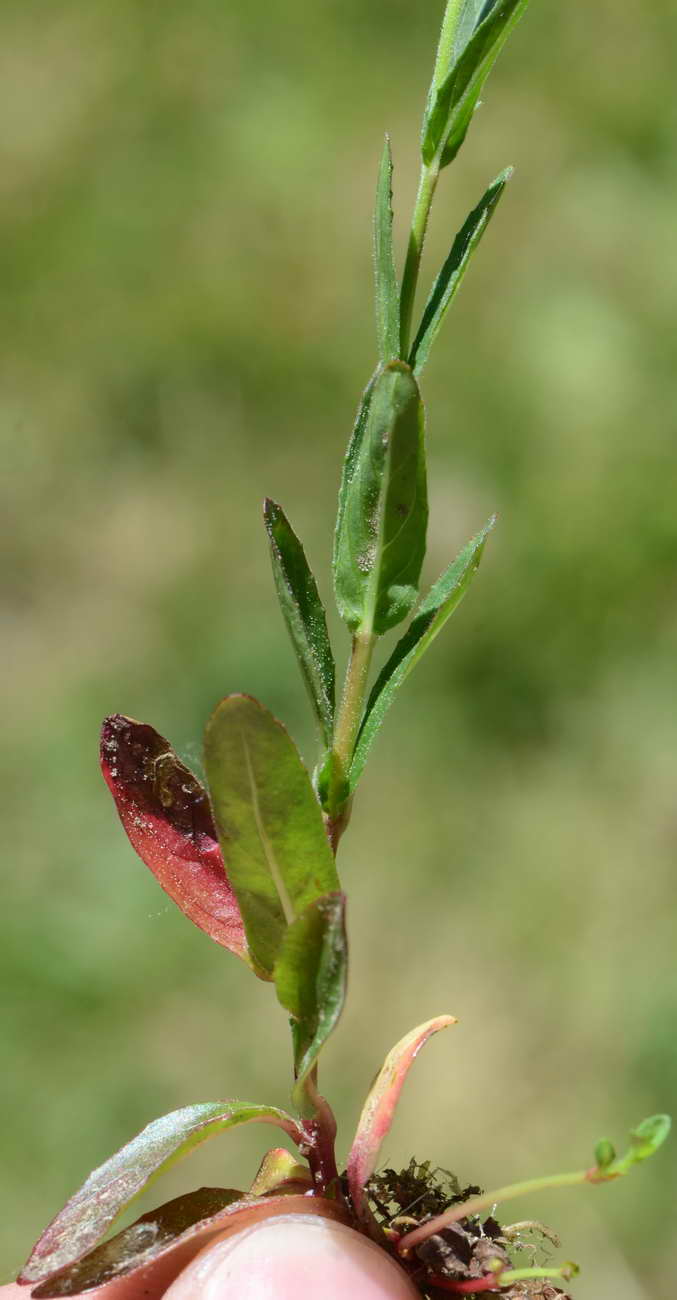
350, 517, 495, 791
100, 715, 248, 964
410, 171, 510, 375
347, 1015, 456, 1235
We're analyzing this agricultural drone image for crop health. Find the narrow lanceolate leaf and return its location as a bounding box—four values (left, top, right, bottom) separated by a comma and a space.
409, 170, 511, 375
422, 0, 530, 168
203, 695, 339, 977
350, 518, 495, 791
100, 715, 248, 965
30, 1188, 243, 1297
274, 893, 348, 1098
264, 499, 335, 746
20, 1102, 303, 1285
374, 135, 400, 364
333, 361, 428, 636
347, 1016, 456, 1234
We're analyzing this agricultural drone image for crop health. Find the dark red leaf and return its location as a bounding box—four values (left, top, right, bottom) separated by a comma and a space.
100, 715, 249, 964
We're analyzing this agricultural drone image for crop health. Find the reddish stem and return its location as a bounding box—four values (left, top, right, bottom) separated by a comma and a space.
426, 1276, 500, 1294
300, 1092, 344, 1203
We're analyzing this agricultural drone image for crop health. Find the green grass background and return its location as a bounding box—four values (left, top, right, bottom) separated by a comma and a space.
2, 1, 676, 1295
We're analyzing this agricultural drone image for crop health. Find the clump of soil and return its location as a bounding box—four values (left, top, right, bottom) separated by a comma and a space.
364, 1158, 571, 1299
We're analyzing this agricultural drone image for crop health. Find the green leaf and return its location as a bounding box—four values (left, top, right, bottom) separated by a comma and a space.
374, 135, 400, 364
346, 1016, 456, 1235
410, 169, 511, 375
204, 695, 339, 977
20, 1102, 303, 1285
264, 499, 335, 746
350, 517, 494, 790
452, 1, 503, 62
612, 1114, 672, 1176
422, 0, 530, 168
333, 371, 378, 583
248, 1148, 313, 1197
275, 892, 348, 1101
593, 1138, 616, 1173
333, 361, 428, 636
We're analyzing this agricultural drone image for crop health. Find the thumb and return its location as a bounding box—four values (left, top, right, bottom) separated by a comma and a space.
163, 1213, 420, 1300
3, 1215, 419, 1300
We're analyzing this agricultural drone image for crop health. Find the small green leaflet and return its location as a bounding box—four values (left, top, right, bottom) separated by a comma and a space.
333, 361, 428, 637
204, 695, 339, 978
274, 892, 347, 1107
349, 518, 495, 790
264, 499, 335, 746
20, 1102, 302, 1285
422, 0, 531, 168
410, 169, 511, 375
374, 136, 400, 364
600, 1115, 671, 1179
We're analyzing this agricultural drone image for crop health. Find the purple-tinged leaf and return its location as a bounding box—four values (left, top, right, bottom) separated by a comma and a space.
100, 715, 252, 969
347, 1016, 456, 1235
20, 1102, 303, 1286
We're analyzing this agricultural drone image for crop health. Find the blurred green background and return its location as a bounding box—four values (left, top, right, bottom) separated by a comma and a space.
2, 1, 676, 1295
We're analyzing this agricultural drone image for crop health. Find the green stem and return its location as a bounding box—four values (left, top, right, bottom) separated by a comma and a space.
398, 1168, 590, 1253
399, 162, 439, 359
333, 632, 376, 772
500, 1266, 577, 1285
325, 631, 376, 845
399, 0, 465, 358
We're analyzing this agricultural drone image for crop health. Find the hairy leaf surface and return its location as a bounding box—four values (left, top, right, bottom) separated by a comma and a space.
410, 171, 510, 375
374, 136, 400, 364
264, 499, 335, 746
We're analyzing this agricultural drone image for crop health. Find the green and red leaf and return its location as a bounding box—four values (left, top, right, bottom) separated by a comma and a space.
100, 715, 249, 967
347, 1016, 456, 1235
20, 1101, 303, 1286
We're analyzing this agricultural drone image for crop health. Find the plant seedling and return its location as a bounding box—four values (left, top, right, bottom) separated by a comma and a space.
16, 3, 670, 1297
